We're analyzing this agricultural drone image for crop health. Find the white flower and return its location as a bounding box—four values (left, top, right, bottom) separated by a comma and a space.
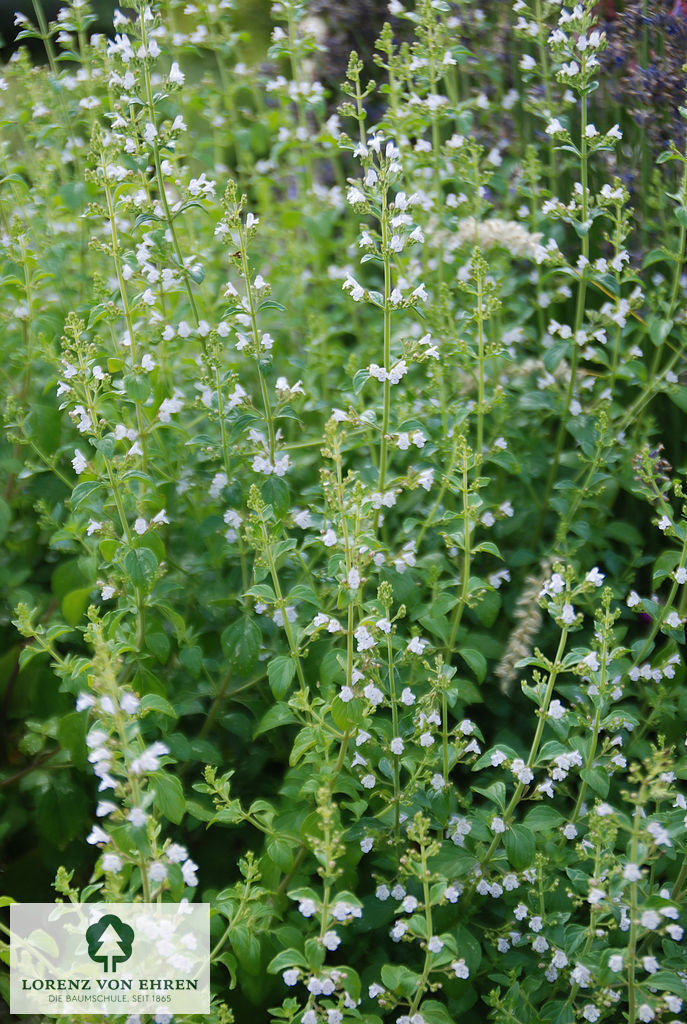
585, 566, 604, 586
571, 964, 591, 987
322, 930, 340, 951
407, 636, 427, 655
148, 861, 167, 882
87, 826, 109, 845
72, 449, 88, 474
658, 515, 671, 532
452, 959, 469, 978
120, 692, 140, 715
181, 859, 198, 886
102, 853, 122, 873
282, 968, 299, 986
560, 603, 576, 625
354, 625, 375, 651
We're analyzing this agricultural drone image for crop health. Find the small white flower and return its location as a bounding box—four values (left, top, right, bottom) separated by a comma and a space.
102, 853, 122, 873
560, 603, 576, 625
148, 861, 167, 883
407, 636, 427, 655
452, 959, 469, 979
322, 930, 340, 951
72, 449, 88, 474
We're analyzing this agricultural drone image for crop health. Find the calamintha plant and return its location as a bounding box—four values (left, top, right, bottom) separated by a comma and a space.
0, 0, 686, 1022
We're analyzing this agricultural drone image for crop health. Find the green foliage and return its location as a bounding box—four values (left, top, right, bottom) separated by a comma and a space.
1, 1, 687, 1023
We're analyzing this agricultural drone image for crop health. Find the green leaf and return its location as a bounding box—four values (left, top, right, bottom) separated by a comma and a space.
454, 925, 482, 971
261, 476, 290, 519
580, 766, 610, 798
152, 772, 185, 824
123, 374, 152, 403
353, 368, 370, 393
215, 952, 238, 988
524, 806, 564, 831
419, 614, 450, 644
648, 317, 673, 347
268, 655, 296, 699
57, 711, 88, 770
221, 617, 261, 675
61, 587, 92, 626
380, 964, 420, 999
504, 824, 535, 870
70, 481, 102, 512
230, 923, 261, 974
140, 694, 178, 719
123, 547, 158, 588
459, 648, 487, 683
267, 948, 308, 974
254, 703, 298, 737
473, 781, 506, 811
0, 499, 12, 541
420, 1001, 455, 1024
266, 837, 294, 872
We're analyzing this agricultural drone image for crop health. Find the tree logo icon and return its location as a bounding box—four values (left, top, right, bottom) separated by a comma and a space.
86, 915, 134, 973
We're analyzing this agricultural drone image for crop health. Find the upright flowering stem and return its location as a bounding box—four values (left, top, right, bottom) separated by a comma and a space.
378, 195, 392, 499
407, 818, 435, 1016
238, 237, 276, 463
100, 154, 148, 469
386, 629, 400, 839
252, 492, 307, 695
476, 269, 486, 455
540, 89, 590, 529
446, 440, 472, 660
570, 604, 610, 823
534, 0, 558, 188
478, 628, 568, 876
137, 5, 205, 352
626, 790, 646, 1024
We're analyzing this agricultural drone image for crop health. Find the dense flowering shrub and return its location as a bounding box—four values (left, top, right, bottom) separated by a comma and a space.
1, 1, 687, 1022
